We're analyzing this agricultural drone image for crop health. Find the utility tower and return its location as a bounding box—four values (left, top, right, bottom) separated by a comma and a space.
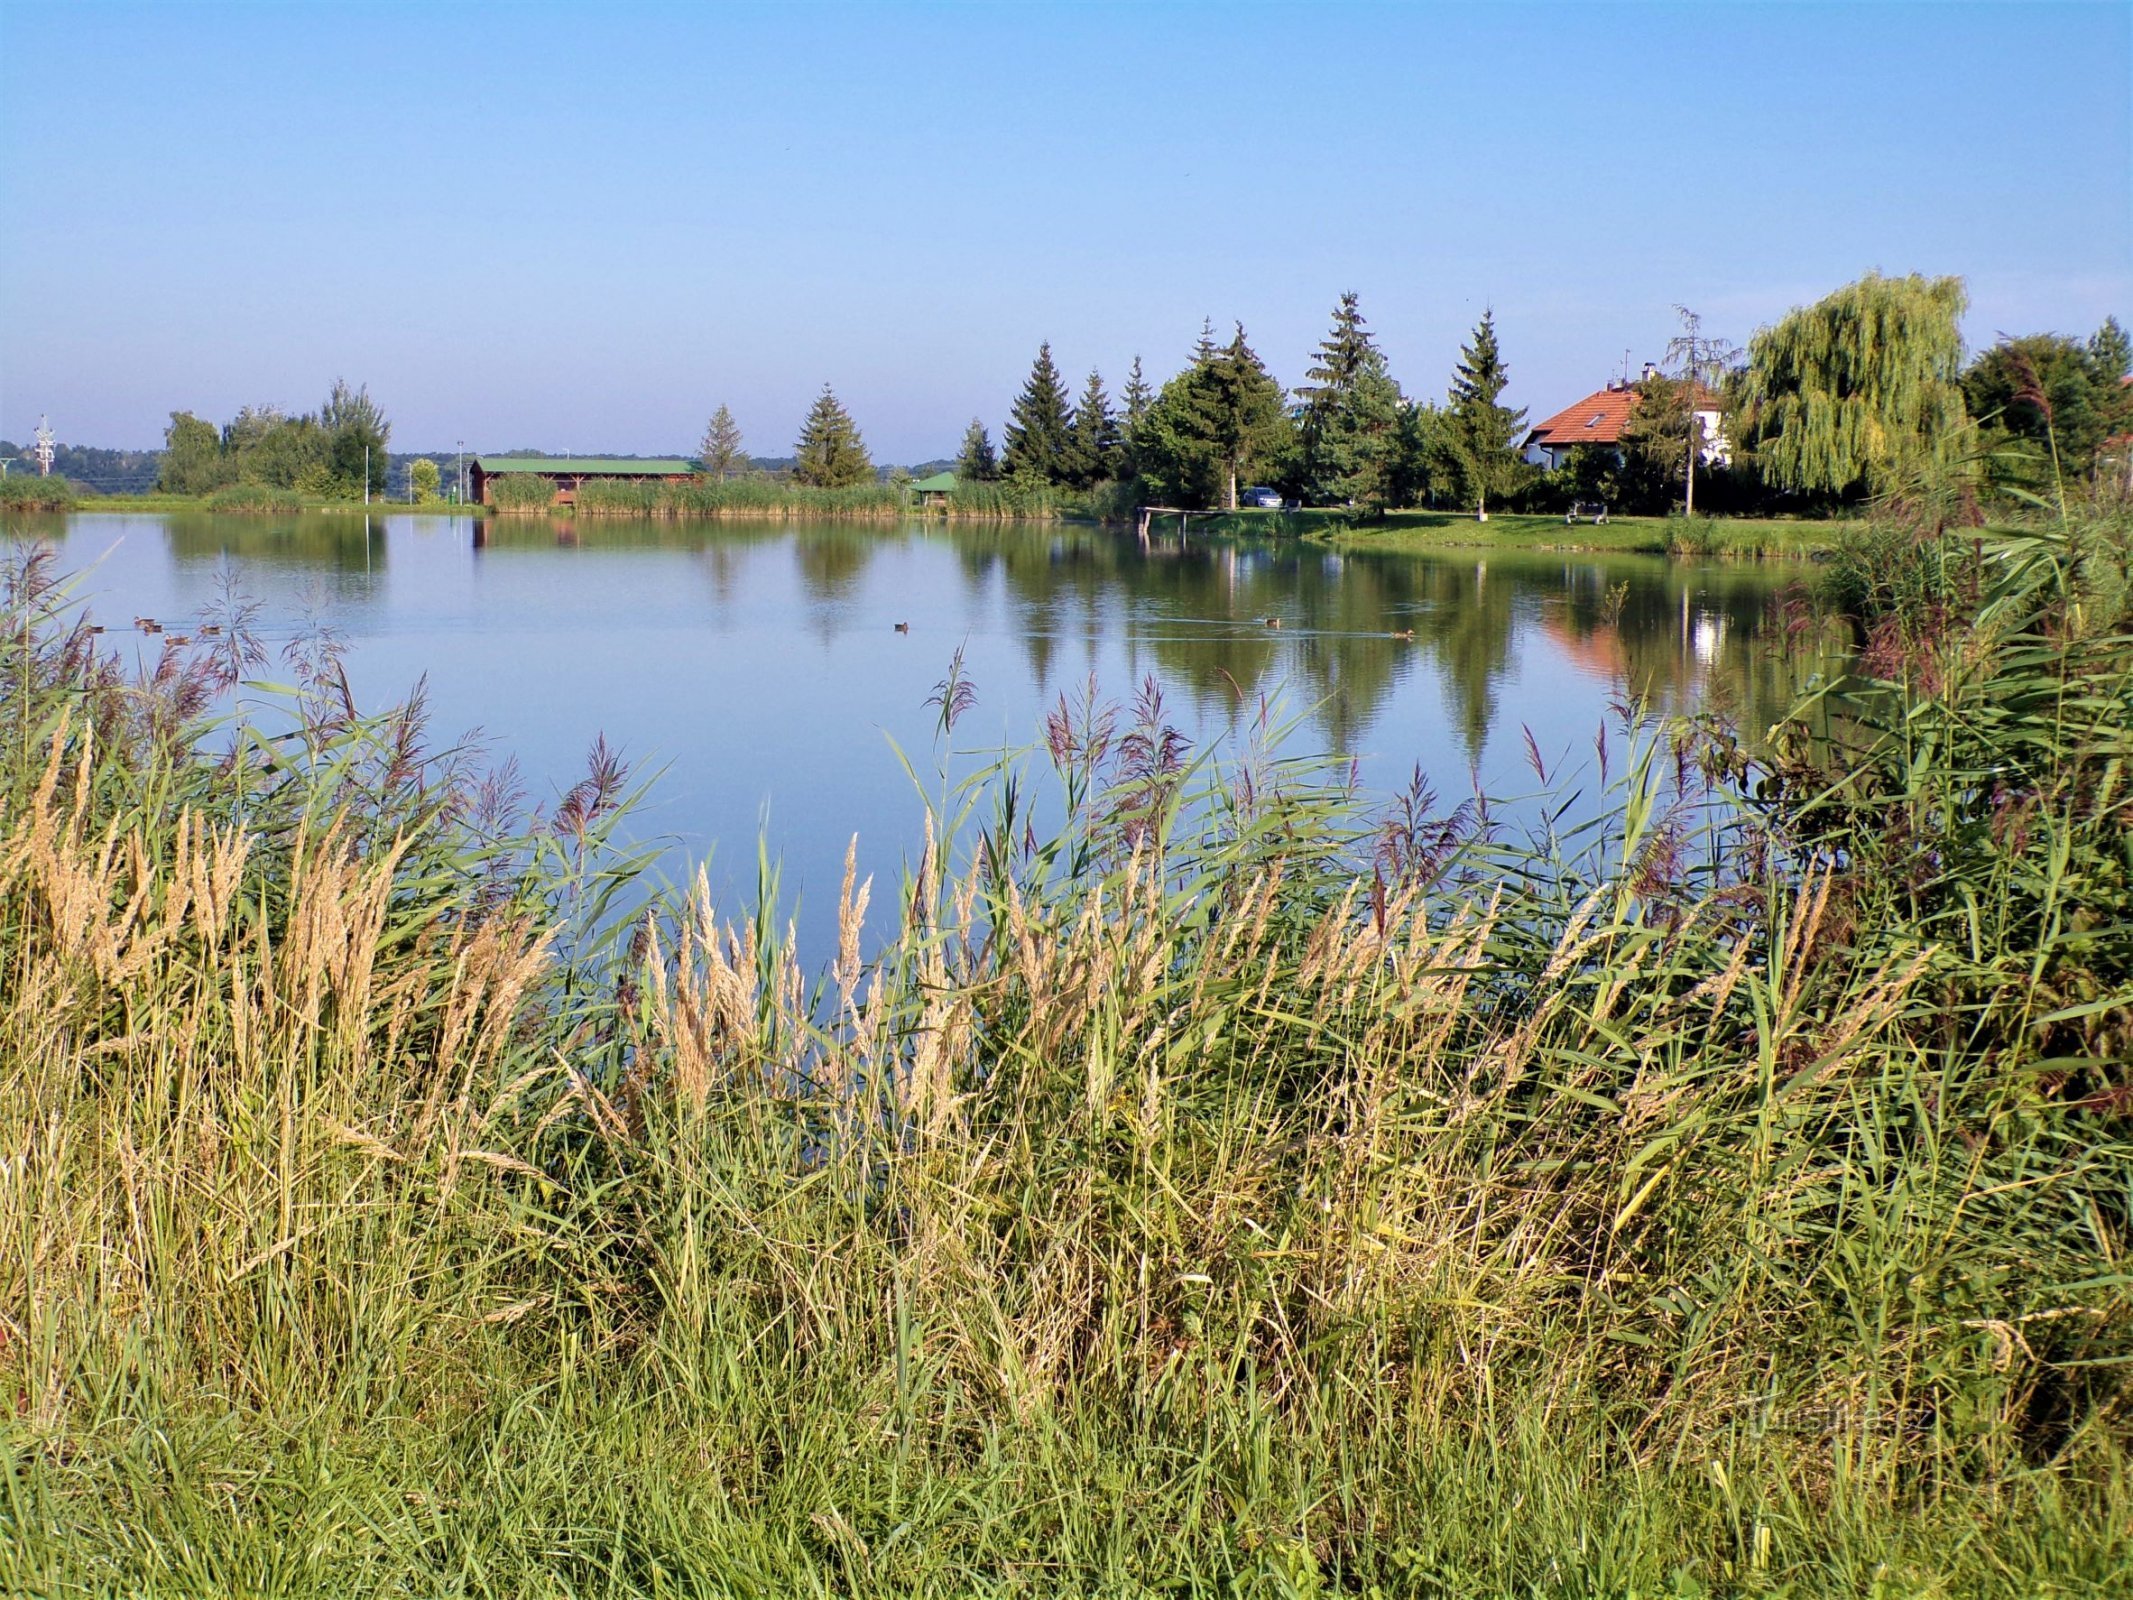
33, 417, 56, 477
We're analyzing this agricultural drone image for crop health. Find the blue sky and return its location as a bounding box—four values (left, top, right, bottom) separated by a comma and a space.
2, 1, 2126, 462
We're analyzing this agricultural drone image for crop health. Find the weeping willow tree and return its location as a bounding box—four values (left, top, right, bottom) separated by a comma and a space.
1733, 272, 1969, 500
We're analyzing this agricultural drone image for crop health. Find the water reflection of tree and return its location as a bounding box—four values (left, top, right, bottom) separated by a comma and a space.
164, 513, 390, 572
822, 523, 1839, 769
790, 526, 879, 605
955, 529, 1434, 750
1538, 556, 1848, 758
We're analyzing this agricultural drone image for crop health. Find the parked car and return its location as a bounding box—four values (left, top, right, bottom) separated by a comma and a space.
1240, 486, 1282, 509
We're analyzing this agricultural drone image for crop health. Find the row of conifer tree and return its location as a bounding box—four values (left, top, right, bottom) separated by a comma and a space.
954, 297, 1528, 514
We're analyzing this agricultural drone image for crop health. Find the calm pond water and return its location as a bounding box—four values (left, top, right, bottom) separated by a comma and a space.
17, 512, 1834, 951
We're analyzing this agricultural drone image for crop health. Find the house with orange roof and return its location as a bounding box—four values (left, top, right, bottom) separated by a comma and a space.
1522, 370, 1729, 471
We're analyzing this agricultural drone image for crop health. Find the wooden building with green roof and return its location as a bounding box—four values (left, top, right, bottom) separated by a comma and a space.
469, 456, 697, 507
907, 470, 957, 509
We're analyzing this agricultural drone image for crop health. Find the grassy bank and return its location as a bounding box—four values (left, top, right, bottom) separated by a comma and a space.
1176, 505, 1840, 557
1, 482, 480, 516
0, 508, 2126, 1595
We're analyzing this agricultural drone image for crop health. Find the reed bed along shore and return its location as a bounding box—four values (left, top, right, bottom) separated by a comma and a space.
0, 478, 77, 514
0, 504, 2127, 1596
494, 476, 1132, 522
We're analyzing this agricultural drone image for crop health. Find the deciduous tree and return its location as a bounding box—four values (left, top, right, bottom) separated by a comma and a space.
158, 411, 226, 494
409, 457, 442, 502
227, 408, 330, 491
322, 378, 390, 497
791, 386, 874, 487
1660, 306, 1739, 516
1963, 328, 2133, 489
1732, 272, 1968, 501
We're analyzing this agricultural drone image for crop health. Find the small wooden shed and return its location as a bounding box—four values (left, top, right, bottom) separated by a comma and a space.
908, 470, 957, 510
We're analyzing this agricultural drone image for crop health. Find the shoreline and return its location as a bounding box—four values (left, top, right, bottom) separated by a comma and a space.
15, 494, 1843, 555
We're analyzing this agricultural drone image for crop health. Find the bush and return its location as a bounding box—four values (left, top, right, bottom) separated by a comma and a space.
486, 472, 557, 512
0, 475, 76, 512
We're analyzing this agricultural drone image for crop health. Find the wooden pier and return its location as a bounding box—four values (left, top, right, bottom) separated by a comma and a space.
1135, 506, 1199, 545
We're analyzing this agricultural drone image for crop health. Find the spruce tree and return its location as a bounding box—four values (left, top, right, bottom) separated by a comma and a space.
1066, 369, 1120, 487
1136, 324, 1291, 509
1002, 340, 1074, 484
1445, 311, 1527, 517
1388, 400, 1457, 509
698, 405, 748, 480
1204, 325, 1290, 510
1617, 373, 1698, 512
1296, 292, 1403, 506
1118, 355, 1154, 479
791, 385, 874, 488
955, 419, 998, 482
2090, 316, 2132, 382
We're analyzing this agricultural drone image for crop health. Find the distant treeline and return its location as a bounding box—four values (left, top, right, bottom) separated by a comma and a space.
20, 271, 2127, 521
928, 278, 2133, 517
0, 441, 162, 495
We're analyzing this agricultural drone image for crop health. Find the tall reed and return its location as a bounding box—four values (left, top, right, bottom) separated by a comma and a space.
571, 478, 906, 520
204, 481, 305, 514
0, 518, 2124, 1596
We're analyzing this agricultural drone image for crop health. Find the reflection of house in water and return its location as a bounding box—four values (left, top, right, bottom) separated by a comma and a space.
1540, 583, 1737, 710
1693, 611, 1729, 666
1538, 613, 1630, 682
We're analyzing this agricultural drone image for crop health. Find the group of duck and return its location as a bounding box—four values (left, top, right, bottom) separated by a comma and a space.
886, 618, 1416, 640
1260, 617, 1415, 640
88, 617, 227, 648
